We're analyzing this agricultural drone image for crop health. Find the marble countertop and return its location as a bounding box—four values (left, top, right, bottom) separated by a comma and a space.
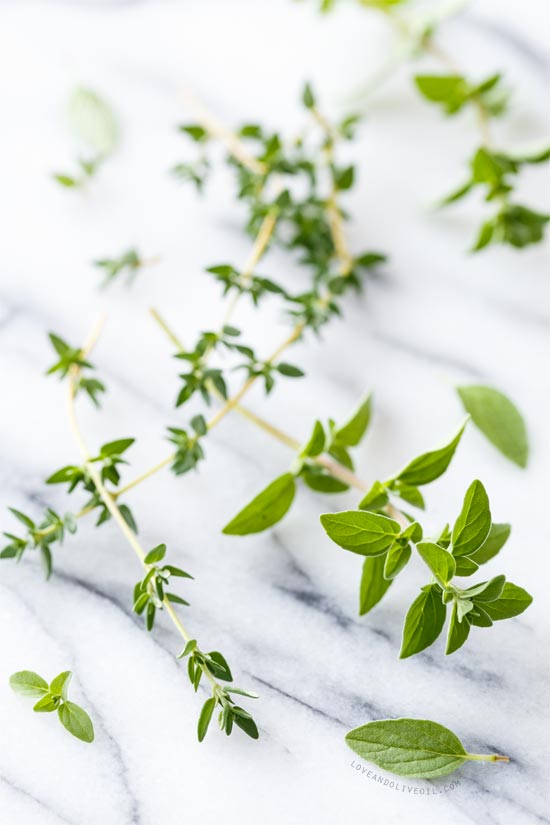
0, 1, 549, 824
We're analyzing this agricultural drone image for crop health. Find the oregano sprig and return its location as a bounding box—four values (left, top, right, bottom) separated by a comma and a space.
10, 669, 94, 743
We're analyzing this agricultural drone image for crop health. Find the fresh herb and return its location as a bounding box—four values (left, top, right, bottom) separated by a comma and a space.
302, 1, 549, 251
345, 718, 509, 778
10, 670, 94, 743
53, 87, 118, 189
94, 248, 158, 287
320, 422, 533, 657
457, 384, 528, 467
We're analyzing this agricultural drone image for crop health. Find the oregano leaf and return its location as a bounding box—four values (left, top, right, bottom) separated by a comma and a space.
399, 584, 446, 658
359, 554, 393, 615
320, 510, 401, 556
58, 701, 95, 743
451, 480, 492, 557
392, 419, 467, 486
334, 393, 372, 447
457, 385, 528, 468
346, 718, 509, 778
222, 473, 296, 535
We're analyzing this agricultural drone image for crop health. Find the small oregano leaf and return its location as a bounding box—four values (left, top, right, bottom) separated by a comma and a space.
457, 385, 528, 468
469, 523, 511, 566
400, 584, 446, 658
482, 582, 533, 620
345, 718, 509, 779
10, 671, 49, 697
334, 393, 372, 447
50, 671, 72, 700
451, 480, 492, 557
392, 419, 467, 486
58, 701, 95, 743
359, 555, 393, 615
222, 473, 296, 535
416, 541, 456, 585
320, 511, 401, 556
197, 697, 216, 742
69, 87, 119, 158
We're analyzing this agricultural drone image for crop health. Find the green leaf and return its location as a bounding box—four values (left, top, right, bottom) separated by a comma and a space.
383, 542, 411, 580
393, 419, 467, 486
276, 362, 304, 377
9, 508, 36, 529
100, 438, 135, 457
33, 694, 58, 713
416, 541, 456, 585
10, 671, 49, 697
300, 420, 326, 457
69, 87, 118, 157
414, 74, 469, 114
358, 481, 389, 512
302, 82, 316, 109
58, 701, 95, 743
345, 718, 470, 779
320, 510, 400, 556
399, 585, 446, 658
50, 671, 72, 700
451, 480, 492, 557
456, 385, 528, 468
446, 604, 471, 654
359, 554, 393, 615
222, 473, 296, 535
469, 523, 510, 566
177, 639, 197, 658
463, 574, 505, 602
119, 504, 138, 534
197, 697, 216, 742
144, 544, 166, 565
233, 711, 259, 739
481, 582, 532, 620
334, 394, 372, 447
206, 651, 233, 681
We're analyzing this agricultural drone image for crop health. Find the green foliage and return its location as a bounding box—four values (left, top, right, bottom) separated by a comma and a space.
321, 440, 532, 654
415, 73, 507, 117
10, 669, 94, 743
457, 385, 528, 467
175, 85, 387, 340
53, 87, 118, 189
46, 332, 106, 406
177, 641, 259, 741
442, 146, 550, 251
133, 544, 193, 631
1, 506, 78, 578
222, 473, 296, 535
94, 248, 146, 288
345, 718, 509, 778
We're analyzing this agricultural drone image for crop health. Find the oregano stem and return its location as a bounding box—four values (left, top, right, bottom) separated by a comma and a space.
464, 753, 510, 763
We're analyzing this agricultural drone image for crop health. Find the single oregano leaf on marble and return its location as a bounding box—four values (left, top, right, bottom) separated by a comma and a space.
345, 718, 509, 779
456, 385, 528, 468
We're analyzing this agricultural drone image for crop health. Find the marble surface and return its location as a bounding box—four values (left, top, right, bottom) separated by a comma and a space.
0, 1, 549, 823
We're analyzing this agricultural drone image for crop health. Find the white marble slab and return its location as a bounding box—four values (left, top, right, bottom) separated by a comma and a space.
0, 1, 549, 824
